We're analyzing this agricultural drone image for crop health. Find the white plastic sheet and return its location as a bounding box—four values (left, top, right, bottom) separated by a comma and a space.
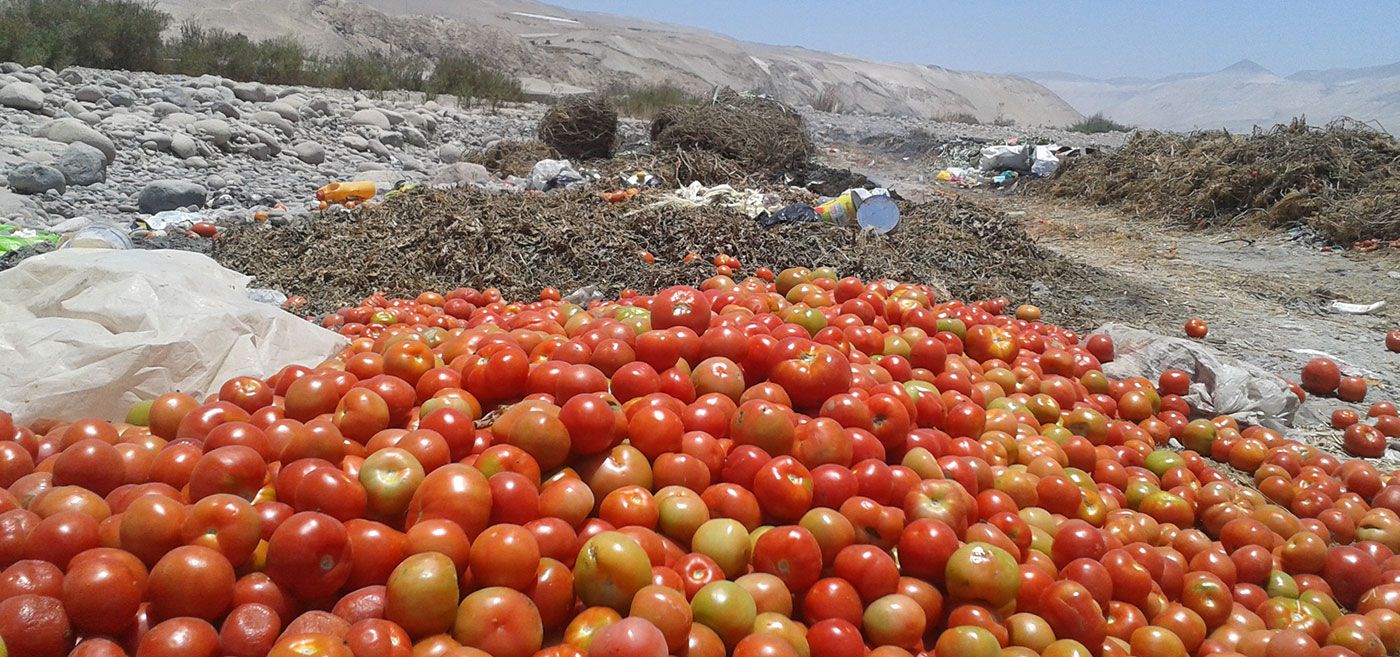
0, 249, 347, 423
1090, 324, 1299, 430
978, 145, 1032, 172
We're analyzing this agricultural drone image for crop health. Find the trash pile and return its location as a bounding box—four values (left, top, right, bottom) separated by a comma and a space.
1046, 118, 1400, 244
934, 142, 1091, 190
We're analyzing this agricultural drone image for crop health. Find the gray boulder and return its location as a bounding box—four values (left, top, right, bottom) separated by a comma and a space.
232, 82, 274, 102
438, 143, 464, 164
137, 180, 207, 214
161, 86, 194, 107
74, 85, 105, 103
351, 109, 391, 129
293, 141, 326, 165
7, 163, 66, 194
248, 111, 295, 136
191, 119, 233, 147
36, 119, 116, 162
265, 101, 300, 122
0, 82, 44, 111
170, 134, 200, 160
55, 142, 106, 186
430, 162, 491, 187
108, 90, 136, 107
212, 101, 241, 119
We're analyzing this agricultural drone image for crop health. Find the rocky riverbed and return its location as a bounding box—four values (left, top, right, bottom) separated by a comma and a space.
0, 61, 1128, 243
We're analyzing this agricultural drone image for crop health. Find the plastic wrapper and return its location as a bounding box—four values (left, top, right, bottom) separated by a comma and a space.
1090, 323, 1300, 430
0, 249, 347, 423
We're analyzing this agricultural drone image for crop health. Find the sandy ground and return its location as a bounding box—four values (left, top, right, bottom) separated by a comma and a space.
823, 142, 1400, 463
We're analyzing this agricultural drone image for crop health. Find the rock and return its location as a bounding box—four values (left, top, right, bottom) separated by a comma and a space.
191, 119, 233, 147
378, 131, 404, 148
302, 97, 331, 116
402, 127, 428, 148
430, 162, 491, 187
139, 132, 173, 150
248, 111, 295, 136
293, 141, 326, 165
205, 175, 226, 190
55, 142, 106, 186
74, 85, 105, 103
36, 118, 116, 162
0, 189, 50, 228
149, 101, 183, 117
137, 180, 207, 214
58, 68, 83, 85
367, 139, 391, 159
379, 109, 405, 126
438, 143, 464, 164
170, 134, 199, 160
232, 82, 274, 102
108, 90, 136, 107
343, 134, 369, 151
0, 82, 44, 111
161, 86, 194, 107
211, 101, 241, 119
7, 163, 66, 194
184, 157, 209, 169
265, 102, 300, 122
47, 216, 93, 233
351, 109, 391, 129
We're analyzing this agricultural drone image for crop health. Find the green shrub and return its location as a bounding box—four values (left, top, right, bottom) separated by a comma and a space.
314, 51, 427, 93
938, 112, 981, 125
0, 0, 167, 70
1067, 112, 1133, 133
428, 54, 523, 105
605, 82, 698, 118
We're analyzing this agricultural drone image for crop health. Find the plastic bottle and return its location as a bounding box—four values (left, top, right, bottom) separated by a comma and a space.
316, 181, 376, 204
57, 225, 133, 250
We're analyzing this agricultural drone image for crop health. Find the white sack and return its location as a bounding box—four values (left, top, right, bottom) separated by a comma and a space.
0, 248, 347, 423
978, 145, 1032, 172
1090, 324, 1299, 430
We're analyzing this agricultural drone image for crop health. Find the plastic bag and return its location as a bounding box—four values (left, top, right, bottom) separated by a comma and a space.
978, 145, 1032, 172
527, 159, 585, 191
0, 249, 346, 423
1089, 324, 1299, 429
1031, 145, 1060, 177
0, 225, 59, 254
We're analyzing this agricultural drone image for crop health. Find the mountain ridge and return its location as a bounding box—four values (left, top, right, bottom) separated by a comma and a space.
151, 0, 1085, 127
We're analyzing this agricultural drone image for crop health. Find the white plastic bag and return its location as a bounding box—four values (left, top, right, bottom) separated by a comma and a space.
978, 145, 1032, 172
1031, 145, 1060, 177
1090, 324, 1299, 429
0, 249, 346, 423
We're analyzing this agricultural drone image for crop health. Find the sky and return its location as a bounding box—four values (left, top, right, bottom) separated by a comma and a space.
541, 1, 1400, 79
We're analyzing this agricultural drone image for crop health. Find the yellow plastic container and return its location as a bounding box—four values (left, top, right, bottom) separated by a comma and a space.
814, 191, 859, 226
316, 181, 376, 204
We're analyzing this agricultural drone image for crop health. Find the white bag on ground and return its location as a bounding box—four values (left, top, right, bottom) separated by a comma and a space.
0, 249, 346, 423
978, 145, 1032, 172
1090, 324, 1299, 430
1031, 145, 1061, 176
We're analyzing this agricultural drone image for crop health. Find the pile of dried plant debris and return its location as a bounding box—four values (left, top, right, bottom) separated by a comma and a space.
1047, 119, 1400, 243
651, 90, 815, 179
212, 185, 1153, 328
538, 95, 618, 160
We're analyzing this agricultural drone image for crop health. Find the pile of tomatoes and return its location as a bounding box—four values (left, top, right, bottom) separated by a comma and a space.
3, 264, 1400, 657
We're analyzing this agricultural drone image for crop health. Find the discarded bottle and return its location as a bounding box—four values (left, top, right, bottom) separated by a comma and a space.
57, 225, 133, 250
316, 181, 376, 204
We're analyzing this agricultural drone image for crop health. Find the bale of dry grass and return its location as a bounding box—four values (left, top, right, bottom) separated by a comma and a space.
466, 140, 558, 178
1047, 119, 1400, 242
650, 89, 815, 179
538, 95, 618, 160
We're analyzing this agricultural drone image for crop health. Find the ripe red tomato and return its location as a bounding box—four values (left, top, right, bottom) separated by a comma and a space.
265, 511, 353, 602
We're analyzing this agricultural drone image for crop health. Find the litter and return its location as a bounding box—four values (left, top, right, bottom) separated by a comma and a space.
815, 188, 901, 234
58, 224, 133, 250
0, 249, 345, 423
1092, 324, 1299, 430
0, 225, 59, 254
138, 210, 203, 231
1031, 144, 1061, 177
527, 159, 586, 191
1328, 300, 1387, 315
757, 203, 818, 228
978, 145, 1032, 172
644, 182, 779, 220
317, 181, 376, 205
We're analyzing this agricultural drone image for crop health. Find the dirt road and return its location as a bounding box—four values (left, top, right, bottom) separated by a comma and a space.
824, 143, 1400, 458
